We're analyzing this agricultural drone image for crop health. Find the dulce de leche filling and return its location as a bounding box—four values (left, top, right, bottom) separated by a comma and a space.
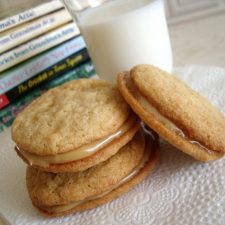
40, 140, 151, 213
16, 115, 137, 167
135, 90, 218, 154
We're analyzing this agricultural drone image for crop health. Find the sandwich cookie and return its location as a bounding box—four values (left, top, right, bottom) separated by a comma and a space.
12, 79, 139, 173
26, 130, 160, 217
117, 64, 225, 161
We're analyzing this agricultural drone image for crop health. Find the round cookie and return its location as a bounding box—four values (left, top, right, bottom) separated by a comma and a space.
26, 130, 160, 217
12, 79, 139, 173
117, 64, 225, 161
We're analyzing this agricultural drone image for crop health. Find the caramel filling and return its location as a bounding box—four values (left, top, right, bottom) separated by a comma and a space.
16, 115, 137, 167
41, 141, 151, 213
135, 91, 218, 154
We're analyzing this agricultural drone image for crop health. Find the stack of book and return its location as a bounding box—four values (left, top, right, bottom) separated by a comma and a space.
0, 0, 95, 133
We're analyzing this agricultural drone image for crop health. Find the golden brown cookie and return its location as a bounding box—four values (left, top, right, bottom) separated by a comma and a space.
117, 64, 225, 161
26, 130, 160, 217
12, 79, 139, 173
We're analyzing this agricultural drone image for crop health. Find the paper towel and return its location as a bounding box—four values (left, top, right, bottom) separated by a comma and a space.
0, 65, 225, 225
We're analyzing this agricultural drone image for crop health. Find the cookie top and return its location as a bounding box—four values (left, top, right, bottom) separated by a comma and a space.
12, 79, 131, 155
16, 119, 139, 173
117, 65, 225, 161
130, 65, 225, 153
26, 131, 145, 207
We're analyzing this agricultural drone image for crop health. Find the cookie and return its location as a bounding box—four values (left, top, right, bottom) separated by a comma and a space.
12, 79, 139, 173
117, 64, 225, 161
26, 130, 160, 217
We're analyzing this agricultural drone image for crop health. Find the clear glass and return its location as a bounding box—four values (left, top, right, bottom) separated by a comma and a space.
62, 0, 173, 83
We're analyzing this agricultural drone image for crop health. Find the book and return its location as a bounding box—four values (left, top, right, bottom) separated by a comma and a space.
0, 61, 96, 133
0, 22, 80, 72
0, 9, 72, 53
0, 0, 64, 33
0, 36, 86, 95
0, 48, 90, 109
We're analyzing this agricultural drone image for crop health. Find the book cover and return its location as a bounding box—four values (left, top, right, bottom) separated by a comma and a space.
0, 22, 80, 73
0, 61, 96, 132
0, 36, 86, 95
0, 0, 64, 33
0, 48, 90, 109
0, 9, 73, 53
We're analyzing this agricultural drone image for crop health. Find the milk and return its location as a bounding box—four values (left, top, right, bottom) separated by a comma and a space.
78, 0, 172, 82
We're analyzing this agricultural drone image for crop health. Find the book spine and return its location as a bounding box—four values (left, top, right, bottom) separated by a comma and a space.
0, 61, 95, 132
0, 49, 90, 109
0, 0, 64, 33
0, 22, 80, 73
0, 36, 86, 94
0, 9, 72, 53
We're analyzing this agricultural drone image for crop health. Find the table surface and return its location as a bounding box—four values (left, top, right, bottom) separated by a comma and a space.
170, 13, 225, 68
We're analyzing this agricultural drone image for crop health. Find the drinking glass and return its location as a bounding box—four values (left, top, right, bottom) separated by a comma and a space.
62, 0, 173, 83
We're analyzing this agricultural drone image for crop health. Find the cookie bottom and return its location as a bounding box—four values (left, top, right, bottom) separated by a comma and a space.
34, 134, 160, 217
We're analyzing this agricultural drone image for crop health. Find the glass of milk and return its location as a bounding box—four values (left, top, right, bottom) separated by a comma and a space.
62, 0, 173, 83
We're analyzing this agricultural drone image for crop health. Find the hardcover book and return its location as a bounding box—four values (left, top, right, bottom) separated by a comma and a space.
0, 23, 80, 72
0, 36, 85, 95
0, 49, 90, 109
0, 9, 72, 53
0, 0, 64, 32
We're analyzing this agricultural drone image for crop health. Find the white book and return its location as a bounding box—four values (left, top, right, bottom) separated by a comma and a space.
0, 9, 73, 53
0, 23, 80, 73
0, 0, 64, 33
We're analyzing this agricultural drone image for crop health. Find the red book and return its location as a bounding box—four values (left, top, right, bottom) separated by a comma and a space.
0, 94, 9, 109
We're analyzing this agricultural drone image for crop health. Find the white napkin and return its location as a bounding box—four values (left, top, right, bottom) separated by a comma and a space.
1, 65, 225, 225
